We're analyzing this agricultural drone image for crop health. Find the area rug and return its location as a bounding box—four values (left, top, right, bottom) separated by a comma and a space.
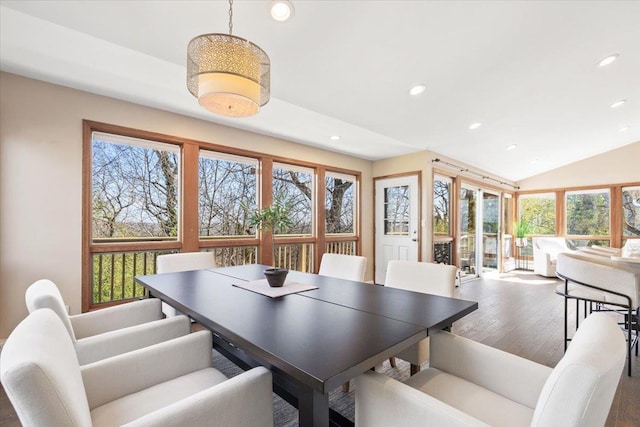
212, 349, 413, 426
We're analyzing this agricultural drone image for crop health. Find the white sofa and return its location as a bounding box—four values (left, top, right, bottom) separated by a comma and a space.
1, 308, 274, 427
532, 237, 571, 277
355, 312, 625, 427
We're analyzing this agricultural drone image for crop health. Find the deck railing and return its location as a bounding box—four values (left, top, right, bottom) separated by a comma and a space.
273, 242, 314, 273
325, 240, 356, 255
92, 250, 168, 305
92, 240, 357, 305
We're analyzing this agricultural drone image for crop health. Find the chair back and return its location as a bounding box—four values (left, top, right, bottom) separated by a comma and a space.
385, 261, 457, 297
0, 309, 91, 427
156, 252, 216, 274
318, 253, 367, 282
24, 279, 76, 341
557, 252, 640, 307
531, 312, 625, 427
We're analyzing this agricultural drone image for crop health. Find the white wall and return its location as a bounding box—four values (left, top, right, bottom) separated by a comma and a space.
518, 141, 640, 190
0, 72, 374, 338
373, 151, 517, 263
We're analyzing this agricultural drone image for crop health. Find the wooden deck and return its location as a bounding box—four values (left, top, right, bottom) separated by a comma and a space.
1, 271, 637, 426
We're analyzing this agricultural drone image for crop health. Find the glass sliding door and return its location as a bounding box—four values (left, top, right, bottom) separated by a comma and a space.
458, 185, 478, 277
458, 184, 504, 279
482, 191, 500, 272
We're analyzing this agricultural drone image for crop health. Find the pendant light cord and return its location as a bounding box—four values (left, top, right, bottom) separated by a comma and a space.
228, 0, 234, 35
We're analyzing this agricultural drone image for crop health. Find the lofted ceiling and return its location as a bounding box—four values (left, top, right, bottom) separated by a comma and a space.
1, 0, 639, 182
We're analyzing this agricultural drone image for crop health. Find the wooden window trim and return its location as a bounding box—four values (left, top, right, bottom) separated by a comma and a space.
82, 120, 361, 311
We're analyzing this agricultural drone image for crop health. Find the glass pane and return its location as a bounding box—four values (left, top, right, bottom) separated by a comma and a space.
519, 193, 556, 235
384, 185, 409, 235
622, 186, 640, 237
566, 189, 610, 236
459, 187, 477, 275
567, 239, 610, 249
92, 135, 179, 240
199, 152, 257, 237
482, 193, 499, 270
272, 164, 313, 235
433, 176, 451, 234
325, 173, 355, 234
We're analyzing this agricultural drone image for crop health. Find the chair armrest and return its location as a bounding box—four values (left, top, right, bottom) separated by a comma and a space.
70, 299, 162, 339
75, 315, 191, 365
430, 331, 551, 409
82, 330, 213, 409
122, 367, 273, 427
354, 370, 489, 427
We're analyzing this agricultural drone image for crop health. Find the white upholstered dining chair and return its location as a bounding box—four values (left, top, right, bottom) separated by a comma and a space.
318, 252, 367, 392
1, 308, 274, 427
384, 260, 458, 375
355, 312, 625, 427
318, 253, 367, 282
156, 252, 216, 317
25, 279, 190, 365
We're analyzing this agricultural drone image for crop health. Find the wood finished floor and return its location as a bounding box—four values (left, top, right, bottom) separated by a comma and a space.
1, 271, 638, 426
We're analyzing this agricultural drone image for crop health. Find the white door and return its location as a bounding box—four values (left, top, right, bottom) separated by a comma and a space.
375, 175, 419, 284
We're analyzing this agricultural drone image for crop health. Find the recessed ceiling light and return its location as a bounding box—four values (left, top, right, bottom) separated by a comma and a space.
619, 126, 630, 133
598, 54, 619, 67
409, 84, 426, 96
610, 99, 626, 108
530, 159, 538, 165
506, 144, 517, 151
270, 0, 294, 22
469, 122, 482, 130
329, 135, 341, 141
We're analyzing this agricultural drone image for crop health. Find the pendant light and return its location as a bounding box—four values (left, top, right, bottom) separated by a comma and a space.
187, 0, 270, 117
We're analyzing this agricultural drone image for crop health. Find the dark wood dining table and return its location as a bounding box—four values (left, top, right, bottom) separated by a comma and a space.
135, 264, 478, 427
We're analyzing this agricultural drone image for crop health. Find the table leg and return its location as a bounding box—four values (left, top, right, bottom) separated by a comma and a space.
298, 386, 329, 427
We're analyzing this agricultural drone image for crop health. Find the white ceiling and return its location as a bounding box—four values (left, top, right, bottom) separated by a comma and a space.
1, 1, 639, 181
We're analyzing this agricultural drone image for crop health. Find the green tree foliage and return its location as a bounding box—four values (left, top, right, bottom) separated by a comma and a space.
519, 194, 556, 235
566, 191, 610, 236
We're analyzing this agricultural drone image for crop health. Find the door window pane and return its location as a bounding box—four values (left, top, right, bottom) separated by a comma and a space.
384, 185, 409, 235
325, 172, 355, 234
622, 186, 640, 237
273, 163, 313, 235
199, 151, 257, 237
92, 132, 180, 240
519, 193, 556, 235
566, 189, 610, 236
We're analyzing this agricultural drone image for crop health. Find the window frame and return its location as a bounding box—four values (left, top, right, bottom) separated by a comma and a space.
82, 120, 361, 311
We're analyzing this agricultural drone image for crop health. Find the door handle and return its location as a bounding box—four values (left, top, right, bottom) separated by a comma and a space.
412, 230, 418, 242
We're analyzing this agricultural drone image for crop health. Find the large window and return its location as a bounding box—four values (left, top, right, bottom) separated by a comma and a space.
92, 133, 180, 241
84, 121, 360, 310
622, 186, 640, 238
272, 163, 314, 236
433, 175, 451, 235
325, 172, 355, 234
519, 192, 556, 235
565, 188, 610, 246
199, 151, 257, 238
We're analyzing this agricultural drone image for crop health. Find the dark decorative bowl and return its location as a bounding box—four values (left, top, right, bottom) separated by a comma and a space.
264, 268, 288, 287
